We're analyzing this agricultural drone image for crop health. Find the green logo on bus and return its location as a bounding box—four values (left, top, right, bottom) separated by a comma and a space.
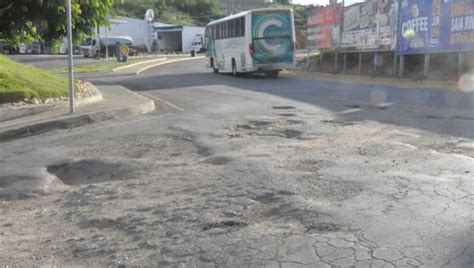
252, 13, 293, 64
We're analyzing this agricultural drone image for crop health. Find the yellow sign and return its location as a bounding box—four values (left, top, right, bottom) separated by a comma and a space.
120, 44, 129, 56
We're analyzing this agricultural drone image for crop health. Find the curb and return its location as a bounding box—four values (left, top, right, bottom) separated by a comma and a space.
0, 90, 155, 143
0, 82, 103, 122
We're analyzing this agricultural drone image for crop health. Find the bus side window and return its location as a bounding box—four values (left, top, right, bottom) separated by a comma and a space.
221, 23, 224, 39
240, 17, 245, 37
230, 19, 235, 38
225, 22, 229, 39
236, 18, 241, 37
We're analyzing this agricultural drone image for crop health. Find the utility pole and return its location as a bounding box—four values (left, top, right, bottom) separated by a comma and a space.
66, 0, 75, 114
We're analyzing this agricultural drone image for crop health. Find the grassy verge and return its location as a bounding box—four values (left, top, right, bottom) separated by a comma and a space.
52, 62, 132, 74
0, 55, 69, 104
51, 59, 147, 74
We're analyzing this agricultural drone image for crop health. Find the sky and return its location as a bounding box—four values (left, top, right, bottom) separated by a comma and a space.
292, 0, 364, 6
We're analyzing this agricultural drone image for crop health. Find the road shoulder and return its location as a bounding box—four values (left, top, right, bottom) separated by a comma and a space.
0, 85, 155, 143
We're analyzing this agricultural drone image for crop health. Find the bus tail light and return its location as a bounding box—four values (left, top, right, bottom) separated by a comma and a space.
249, 43, 254, 56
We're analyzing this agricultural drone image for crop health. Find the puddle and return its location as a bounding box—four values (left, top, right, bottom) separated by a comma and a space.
47, 160, 137, 186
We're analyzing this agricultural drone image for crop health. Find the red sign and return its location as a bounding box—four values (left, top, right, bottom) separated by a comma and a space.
307, 4, 343, 49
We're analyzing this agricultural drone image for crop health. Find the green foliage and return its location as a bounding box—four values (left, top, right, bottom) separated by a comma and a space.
113, 0, 224, 26
0, 55, 68, 103
0, 0, 121, 44
273, 0, 291, 4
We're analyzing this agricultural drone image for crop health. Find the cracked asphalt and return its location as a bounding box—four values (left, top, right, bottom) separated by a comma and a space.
0, 58, 473, 267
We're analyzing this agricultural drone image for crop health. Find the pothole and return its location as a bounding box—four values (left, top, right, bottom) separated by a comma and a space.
0, 176, 38, 200
282, 129, 303, 139
285, 159, 335, 173
0, 176, 33, 188
248, 120, 273, 126
252, 192, 281, 204
202, 220, 248, 231
47, 159, 138, 186
279, 113, 297, 117
321, 119, 355, 126
273, 106, 296, 110
205, 156, 232, 166
305, 222, 345, 234
299, 176, 362, 201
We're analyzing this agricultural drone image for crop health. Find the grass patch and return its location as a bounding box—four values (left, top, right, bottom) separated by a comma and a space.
0, 55, 69, 104
51, 59, 144, 74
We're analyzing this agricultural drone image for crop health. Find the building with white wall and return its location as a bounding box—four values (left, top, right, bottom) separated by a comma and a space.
154, 24, 205, 53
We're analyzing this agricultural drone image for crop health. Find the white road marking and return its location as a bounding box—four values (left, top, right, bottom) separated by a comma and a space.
112, 57, 167, 72
136, 56, 205, 75
139, 92, 185, 112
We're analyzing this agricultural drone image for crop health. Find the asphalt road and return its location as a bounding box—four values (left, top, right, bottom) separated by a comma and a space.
8, 54, 100, 69
0, 59, 473, 267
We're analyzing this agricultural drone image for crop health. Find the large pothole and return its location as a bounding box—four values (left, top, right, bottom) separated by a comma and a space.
47, 159, 138, 186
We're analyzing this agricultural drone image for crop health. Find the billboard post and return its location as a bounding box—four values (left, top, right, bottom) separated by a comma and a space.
424, 53, 430, 78
458, 53, 465, 75
399, 55, 405, 78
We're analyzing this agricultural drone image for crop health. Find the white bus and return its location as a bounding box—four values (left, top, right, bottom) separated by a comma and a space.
206, 8, 296, 78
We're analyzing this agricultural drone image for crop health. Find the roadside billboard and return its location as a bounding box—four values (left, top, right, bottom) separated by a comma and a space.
307, 4, 342, 49
341, 0, 399, 51
398, 0, 474, 54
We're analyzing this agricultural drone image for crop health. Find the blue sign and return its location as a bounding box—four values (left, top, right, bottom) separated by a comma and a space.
398, 0, 474, 54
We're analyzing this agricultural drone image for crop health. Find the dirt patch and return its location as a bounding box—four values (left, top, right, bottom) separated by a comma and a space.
47, 159, 137, 186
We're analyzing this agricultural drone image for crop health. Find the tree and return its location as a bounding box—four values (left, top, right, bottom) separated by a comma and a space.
113, 0, 223, 26
0, 0, 120, 45
273, 0, 292, 4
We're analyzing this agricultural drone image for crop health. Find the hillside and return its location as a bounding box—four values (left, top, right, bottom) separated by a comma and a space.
113, 0, 224, 26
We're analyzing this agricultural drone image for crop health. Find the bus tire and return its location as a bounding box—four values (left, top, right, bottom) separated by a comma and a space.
232, 59, 238, 77
211, 58, 219, 73
265, 70, 279, 79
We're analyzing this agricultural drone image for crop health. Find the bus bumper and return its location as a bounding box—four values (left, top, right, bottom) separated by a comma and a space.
250, 62, 295, 72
